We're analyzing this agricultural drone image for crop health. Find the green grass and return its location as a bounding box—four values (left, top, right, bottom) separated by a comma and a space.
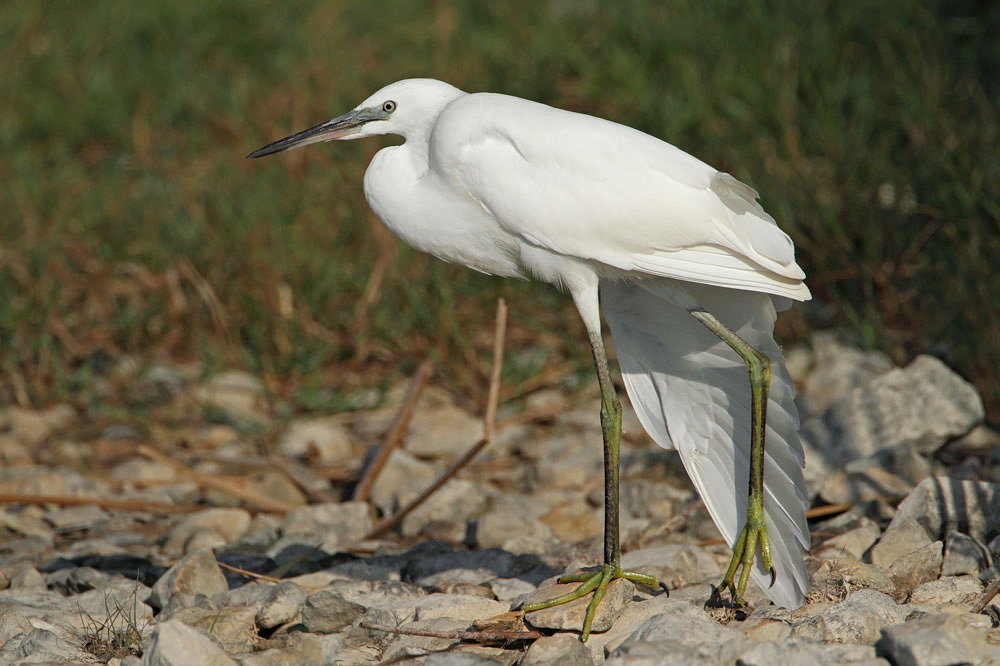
1, 1, 997, 416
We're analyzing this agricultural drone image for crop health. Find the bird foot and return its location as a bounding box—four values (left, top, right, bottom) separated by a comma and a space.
520, 564, 667, 641
718, 507, 774, 605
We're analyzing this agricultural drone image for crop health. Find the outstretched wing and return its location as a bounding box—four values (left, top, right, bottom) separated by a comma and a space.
602, 278, 810, 608
431, 93, 809, 301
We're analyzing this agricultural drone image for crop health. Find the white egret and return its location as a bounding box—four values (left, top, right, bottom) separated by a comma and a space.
248, 79, 810, 640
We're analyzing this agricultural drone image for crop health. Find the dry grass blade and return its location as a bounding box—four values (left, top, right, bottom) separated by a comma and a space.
359, 621, 540, 642
352, 358, 435, 503
0, 493, 205, 515
136, 445, 297, 514
176, 258, 238, 361
974, 577, 1000, 614
216, 561, 284, 585
366, 299, 507, 539
805, 503, 854, 519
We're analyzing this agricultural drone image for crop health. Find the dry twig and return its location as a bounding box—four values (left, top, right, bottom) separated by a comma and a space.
366, 299, 508, 539
805, 503, 853, 519
352, 358, 435, 503
974, 577, 1000, 614
136, 445, 297, 514
0, 493, 205, 515
359, 621, 540, 643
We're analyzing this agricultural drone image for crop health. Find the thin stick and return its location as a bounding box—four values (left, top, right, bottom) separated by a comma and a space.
0, 493, 206, 515
974, 577, 1000, 613
216, 561, 285, 585
359, 621, 540, 642
352, 359, 435, 503
805, 503, 853, 519
365, 299, 507, 539
136, 445, 297, 514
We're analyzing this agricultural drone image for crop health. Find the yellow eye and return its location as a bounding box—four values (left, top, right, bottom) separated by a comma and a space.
382, 100, 397, 113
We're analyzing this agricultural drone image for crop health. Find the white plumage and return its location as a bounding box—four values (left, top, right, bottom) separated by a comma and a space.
249, 78, 811, 614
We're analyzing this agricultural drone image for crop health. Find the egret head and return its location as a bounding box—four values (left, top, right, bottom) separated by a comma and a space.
247, 79, 465, 159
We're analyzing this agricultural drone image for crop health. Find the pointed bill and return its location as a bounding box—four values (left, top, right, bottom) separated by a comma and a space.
246, 107, 385, 159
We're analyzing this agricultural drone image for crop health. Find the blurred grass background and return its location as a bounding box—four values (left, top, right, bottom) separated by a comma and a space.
1, 0, 997, 417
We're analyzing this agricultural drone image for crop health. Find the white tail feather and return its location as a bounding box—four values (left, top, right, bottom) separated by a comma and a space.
601, 278, 809, 608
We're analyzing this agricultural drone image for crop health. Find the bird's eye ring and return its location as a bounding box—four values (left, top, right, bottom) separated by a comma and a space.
382, 100, 397, 113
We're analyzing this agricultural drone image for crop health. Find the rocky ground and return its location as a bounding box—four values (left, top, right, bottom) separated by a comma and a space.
1, 332, 999, 665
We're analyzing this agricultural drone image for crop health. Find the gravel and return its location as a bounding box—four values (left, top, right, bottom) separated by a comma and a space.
0, 334, 997, 664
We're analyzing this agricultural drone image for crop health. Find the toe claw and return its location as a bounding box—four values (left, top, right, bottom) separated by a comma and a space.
769, 566, 777, 589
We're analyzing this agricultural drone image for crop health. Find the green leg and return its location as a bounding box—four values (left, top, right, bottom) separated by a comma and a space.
689, 308, 774, 604
521, 329, 664, 641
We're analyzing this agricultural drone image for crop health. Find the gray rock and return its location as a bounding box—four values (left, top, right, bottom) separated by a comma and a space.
163, 508, 252, 557
0, 627, 94, 664
409, 593, 508, 622
819, 467, 913, 505
534, 437, 601, 491
488, 576, 541, 602
522, 634, 594, 666
278, 501, 372, 551
369, 449, 438, 515
400, 478, 490, 540
7, 564, 46, 590
474, 494, 555, 549
799, 333, 893, 415
888, 477, 1000, 542
405, 402, 482, 459
907, 574, 982, 607
941, 531, 991, 576
43, 504, 110, 530
620, 478, 690, 521
877, 612, 1000, 666
252, 582, 308, 630
193, 371, 269, 426
140, 618, 238, 666
868, 519, 933, 568
620, 603, 748, 646
538, 500, 601, 544
0, 407, 55, 446
240, 633, 343, 666
165, 604, 257, 654
404, 548, 553, 589
739, 614, 794, 642
593, 598, 723, 660
300, 590, 366, 633
619, 544, 721, 591
808, 355, 982, 463
277, 416, 355, 462
326, 578, 426, 610
737, 636, 887, 665
149, 549, 228, 612
792, 589, 906, 643
0, 509, 55, 542
0, 608, 33, 641
606, 637, 753, 666
816, 519, 881, 561
887, 541, 943, 596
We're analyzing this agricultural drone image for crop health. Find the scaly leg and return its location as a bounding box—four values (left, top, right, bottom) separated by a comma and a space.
689, 308, 774, 604
521, 328, 664, 641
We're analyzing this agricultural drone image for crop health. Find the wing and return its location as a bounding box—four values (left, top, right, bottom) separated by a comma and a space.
431, 93, 809, 300
601, 278, 810, 608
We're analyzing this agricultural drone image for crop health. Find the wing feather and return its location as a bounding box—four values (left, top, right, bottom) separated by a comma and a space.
601, 278, 810, 608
